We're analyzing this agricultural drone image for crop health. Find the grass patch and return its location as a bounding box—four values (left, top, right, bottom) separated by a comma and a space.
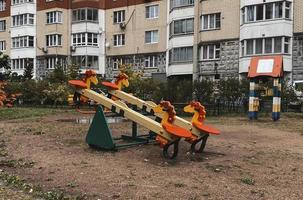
0, 107, 72, 121
241, 177, 255, 185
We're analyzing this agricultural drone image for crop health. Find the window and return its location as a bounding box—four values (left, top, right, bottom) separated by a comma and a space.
0, 0, 5, 11
274, 37, 282, 53
113, 10, 125, 23
285, 2, 291, 19
113, 34, 125, 46
242, 1, 292, 24
284, 37, 290, 53
72, 33, 98, 46
247, 6, 255, 22
112, 58, 123, 70
169, 46, 193, 64
145, 55, 158, 68
11, 58, 33, 70
241, 36, 290, 56
145, 30, 158, 44
72, 8, 98, 22
146, 5, 158, 19
201, 13, 220, 30
12, 14, 34, 27
0, 41, 5, 51
170, 0, 194, 10
46, 57, 64, 69
170, 18, 194, 36
12, 0, 33, 5
72, 55, 98, 69
46, 11, 62, 24
274, 2, 283, 18
246, 40, 254, 55
12, 36, 34, 48
265, 3, 273, 19
0, 20, 5, 31
255, 38, 263, 54
265, 38, 273, 53
200, 44, 220, 60
46, 34, 62, 47
256, 4, 263, 21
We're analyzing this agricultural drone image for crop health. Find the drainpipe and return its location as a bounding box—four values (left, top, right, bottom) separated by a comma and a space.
192, 1, 200, 82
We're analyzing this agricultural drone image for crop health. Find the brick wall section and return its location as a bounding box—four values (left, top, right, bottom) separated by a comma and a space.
199, 40, 239, 79
106, 52, 166, 79
0, 0, 10, 18
294, 0, 303, 33
293, 35, 303, 81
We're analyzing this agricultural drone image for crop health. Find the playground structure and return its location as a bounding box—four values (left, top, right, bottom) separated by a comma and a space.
0, 81, 21, 108
68, 70, 220, 159
248, 56, 283, 121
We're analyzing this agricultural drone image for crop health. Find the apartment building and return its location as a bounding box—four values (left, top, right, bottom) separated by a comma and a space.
0, 0, 302, 83
105, 0, 167, 79
239, 0, 293, 80
0, 0, 106, 79
197, 0, 240, 80
293, 0, 303, 81
167, 0, 194, 78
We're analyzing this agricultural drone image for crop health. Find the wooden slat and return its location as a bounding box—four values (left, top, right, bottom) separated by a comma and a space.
109, 90, 201, 137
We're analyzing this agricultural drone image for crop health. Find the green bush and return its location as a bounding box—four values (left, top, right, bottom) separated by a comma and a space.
193, 79, 215, 104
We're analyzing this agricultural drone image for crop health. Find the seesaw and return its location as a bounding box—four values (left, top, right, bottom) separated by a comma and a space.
101, 73, 220, 153
69, 70, 193, 159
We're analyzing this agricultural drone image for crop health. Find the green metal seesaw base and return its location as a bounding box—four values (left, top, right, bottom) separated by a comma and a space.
86, 106, 155, 150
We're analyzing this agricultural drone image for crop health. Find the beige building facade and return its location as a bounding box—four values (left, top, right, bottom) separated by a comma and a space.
105, 0, 167, 78
0, 0, 302, 82
197, 0, 240, 80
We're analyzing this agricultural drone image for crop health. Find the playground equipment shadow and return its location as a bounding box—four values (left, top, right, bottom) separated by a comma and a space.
0, 111, 302, 199
56, 116, 127, 124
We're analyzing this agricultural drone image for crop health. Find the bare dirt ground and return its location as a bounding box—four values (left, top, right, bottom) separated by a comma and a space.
0, 112, 302, 200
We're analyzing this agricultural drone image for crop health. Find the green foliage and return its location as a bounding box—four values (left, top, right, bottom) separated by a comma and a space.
43, 83, 70, 106
10, 72, 23, 82
66, 64, 80, 80
193, 79, 215, 104
0, 107, 63, 121
47, 66, 68, 83
0, 52, 10, 70
125, 78, 158, 100
218, 78, 244, 101
281, 80, 297, 102
166, 78, 193, 103
23, 59, 34, 80
19, 80, 48, 104
4, 81, 22, 95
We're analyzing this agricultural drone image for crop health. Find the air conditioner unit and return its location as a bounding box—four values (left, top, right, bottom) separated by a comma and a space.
70, 46, 76, 52
119, 22, 126, 30
42, 47, 48, 53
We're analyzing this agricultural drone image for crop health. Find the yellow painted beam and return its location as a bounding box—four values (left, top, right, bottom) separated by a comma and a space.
109, 90, 202, 137
80, 89, 174, 141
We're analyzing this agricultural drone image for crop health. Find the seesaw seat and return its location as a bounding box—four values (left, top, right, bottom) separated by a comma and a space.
193, 122, 220, 135
101, 82, 119, 90
162, 123, 192, 138
68, 80, 87, 88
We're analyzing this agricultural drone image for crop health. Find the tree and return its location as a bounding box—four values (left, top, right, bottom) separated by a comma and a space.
66, 64, 80, 80
43, 83, 70, 106
193, 79, 215, 104
47, 65, 68, 83
217, 78, 242, 101
0, 52, 10, 70
23, 59, 34, 80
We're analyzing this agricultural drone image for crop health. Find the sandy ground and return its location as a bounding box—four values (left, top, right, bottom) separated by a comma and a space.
0, 112, 302, 200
